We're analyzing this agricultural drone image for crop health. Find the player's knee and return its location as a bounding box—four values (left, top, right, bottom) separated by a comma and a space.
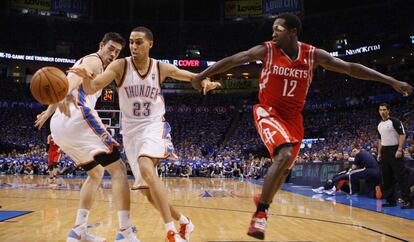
94, 147, 121, 167
87, 165, 104, 181
274, 144, 293, 163
106, 161, 127, 179
139, 162, 156, 183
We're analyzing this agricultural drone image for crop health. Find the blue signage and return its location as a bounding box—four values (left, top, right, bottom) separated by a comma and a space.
263, 0, 302, 15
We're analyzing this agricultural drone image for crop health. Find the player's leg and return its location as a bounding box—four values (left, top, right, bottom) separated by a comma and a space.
48, 154, 56, 183
52, 154, 61, 178
248, 105, 299, 240
138, 156, 185, 241
260, 144, 294, 204
142, 188, 194, 240
67, 161, 107, 242
94, 147, 140, 242
128, 158, 148, 190
48, 164, 55, 184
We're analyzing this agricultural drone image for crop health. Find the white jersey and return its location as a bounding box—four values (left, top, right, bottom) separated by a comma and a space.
71, 53, 103, 108
50, 53, 118, 165
118, 57, 165, 136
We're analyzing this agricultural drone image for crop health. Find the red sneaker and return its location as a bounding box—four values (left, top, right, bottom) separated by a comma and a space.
166, 230, 185, 242
179, 217, 194, 241
247, 211, 267, 240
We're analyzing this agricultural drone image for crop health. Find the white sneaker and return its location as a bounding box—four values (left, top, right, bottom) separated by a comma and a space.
66, 223, 106, 242
179, 218, 195, 241
324, 187, 336, 196
115, 226, 141, 242
311, 186, 325, 193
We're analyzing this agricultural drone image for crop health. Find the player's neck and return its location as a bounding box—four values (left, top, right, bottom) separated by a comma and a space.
132, 56, 150, 71
282, 40, 299, 60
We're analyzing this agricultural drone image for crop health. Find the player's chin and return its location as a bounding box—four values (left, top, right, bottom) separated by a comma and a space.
273, 40, 281, 47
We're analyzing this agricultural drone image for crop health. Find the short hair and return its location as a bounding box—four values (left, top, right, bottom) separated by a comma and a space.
131, 26, 154, 41
101, 32, 126, 48
379, 102, 390, 110
276, 13, 302, 36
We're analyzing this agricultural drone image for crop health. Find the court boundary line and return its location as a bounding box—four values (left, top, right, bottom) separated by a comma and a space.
0, 211, 33, 222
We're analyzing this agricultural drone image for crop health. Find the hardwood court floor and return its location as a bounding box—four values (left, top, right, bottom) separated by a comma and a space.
0, 175, 413, 242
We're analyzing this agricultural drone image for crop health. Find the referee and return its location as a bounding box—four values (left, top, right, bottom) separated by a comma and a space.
377, 103, 413, 209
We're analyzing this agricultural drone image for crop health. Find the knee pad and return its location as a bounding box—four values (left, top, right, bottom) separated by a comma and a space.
94, 147, 120, 167
81, 160, 100, 172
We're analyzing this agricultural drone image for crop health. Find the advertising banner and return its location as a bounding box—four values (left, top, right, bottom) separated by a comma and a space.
263, 0, 302, 15
11, 0, 51, 10
225, 0, 262, 18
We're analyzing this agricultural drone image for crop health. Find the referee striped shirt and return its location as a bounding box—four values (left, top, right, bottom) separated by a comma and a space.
377, 117, 405, 146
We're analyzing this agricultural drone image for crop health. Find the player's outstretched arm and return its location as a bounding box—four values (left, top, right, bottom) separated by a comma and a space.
197, 45, 265, 78
69, 59, 125, 94
159, 62, 221, 94
315, 48, 413, 96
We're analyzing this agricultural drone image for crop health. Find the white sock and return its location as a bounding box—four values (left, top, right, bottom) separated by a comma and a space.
165, 221, 177, 232
178, 214, 189, 224
75, 209, 89, 226
118, 210, 132, 230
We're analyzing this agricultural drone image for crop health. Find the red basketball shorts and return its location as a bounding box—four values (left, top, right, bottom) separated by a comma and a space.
253, 104, 304, 169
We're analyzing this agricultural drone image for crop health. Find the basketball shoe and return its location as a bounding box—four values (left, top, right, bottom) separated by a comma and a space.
66, 223, 106, 242
115, 226, 141, 242
247, 211, 267, 240
166, 230, 186, 242
179, 217, 194, 241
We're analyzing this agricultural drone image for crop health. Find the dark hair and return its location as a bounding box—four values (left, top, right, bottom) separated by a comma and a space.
276, 13, 302, 36
379, 102, 390, 110
101, 32, 126, 48
132, 26, 154, 41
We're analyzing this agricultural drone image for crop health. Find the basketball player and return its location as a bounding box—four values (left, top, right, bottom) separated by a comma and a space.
35, 32, 140, 242
69, 26, 220, 242
192, 13, 413, 240
47, 134, 61, 184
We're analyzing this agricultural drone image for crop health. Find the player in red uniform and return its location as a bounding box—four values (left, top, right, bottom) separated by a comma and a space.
47, 134, 61, 184
192, 13, 413, 240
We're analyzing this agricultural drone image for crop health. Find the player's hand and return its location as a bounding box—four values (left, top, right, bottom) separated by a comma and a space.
377, 154, 381, 161
392, 81, 413, 96
58, 95, 79, 118
201, 78, 222, 95
395, 150, 403, 158
35, 109, 53, 130
191, 74, 204, 91
68, 67, 93, 80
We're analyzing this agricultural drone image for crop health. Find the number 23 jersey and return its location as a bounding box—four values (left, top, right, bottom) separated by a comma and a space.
118, 57, 165, 136
259, 41, 316, 118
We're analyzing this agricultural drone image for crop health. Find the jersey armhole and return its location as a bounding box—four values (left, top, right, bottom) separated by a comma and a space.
116, 58, 128, 88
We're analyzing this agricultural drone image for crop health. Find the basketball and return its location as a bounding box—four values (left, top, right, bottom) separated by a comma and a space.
30, 66, 69, 105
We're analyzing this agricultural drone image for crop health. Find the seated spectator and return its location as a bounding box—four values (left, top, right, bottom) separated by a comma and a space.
312, 147, 381, 198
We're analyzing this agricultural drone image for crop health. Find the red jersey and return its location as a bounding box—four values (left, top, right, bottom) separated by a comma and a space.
259, 41, 316, 118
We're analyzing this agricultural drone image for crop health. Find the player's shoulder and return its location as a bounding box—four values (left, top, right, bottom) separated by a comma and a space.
81, 53, 103, 64
78, 53, 104, 69
107, 58, 128, 72
389, 116, 401, 122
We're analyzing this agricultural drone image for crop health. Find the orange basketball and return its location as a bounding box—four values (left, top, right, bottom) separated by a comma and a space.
30, 66, 69, 105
